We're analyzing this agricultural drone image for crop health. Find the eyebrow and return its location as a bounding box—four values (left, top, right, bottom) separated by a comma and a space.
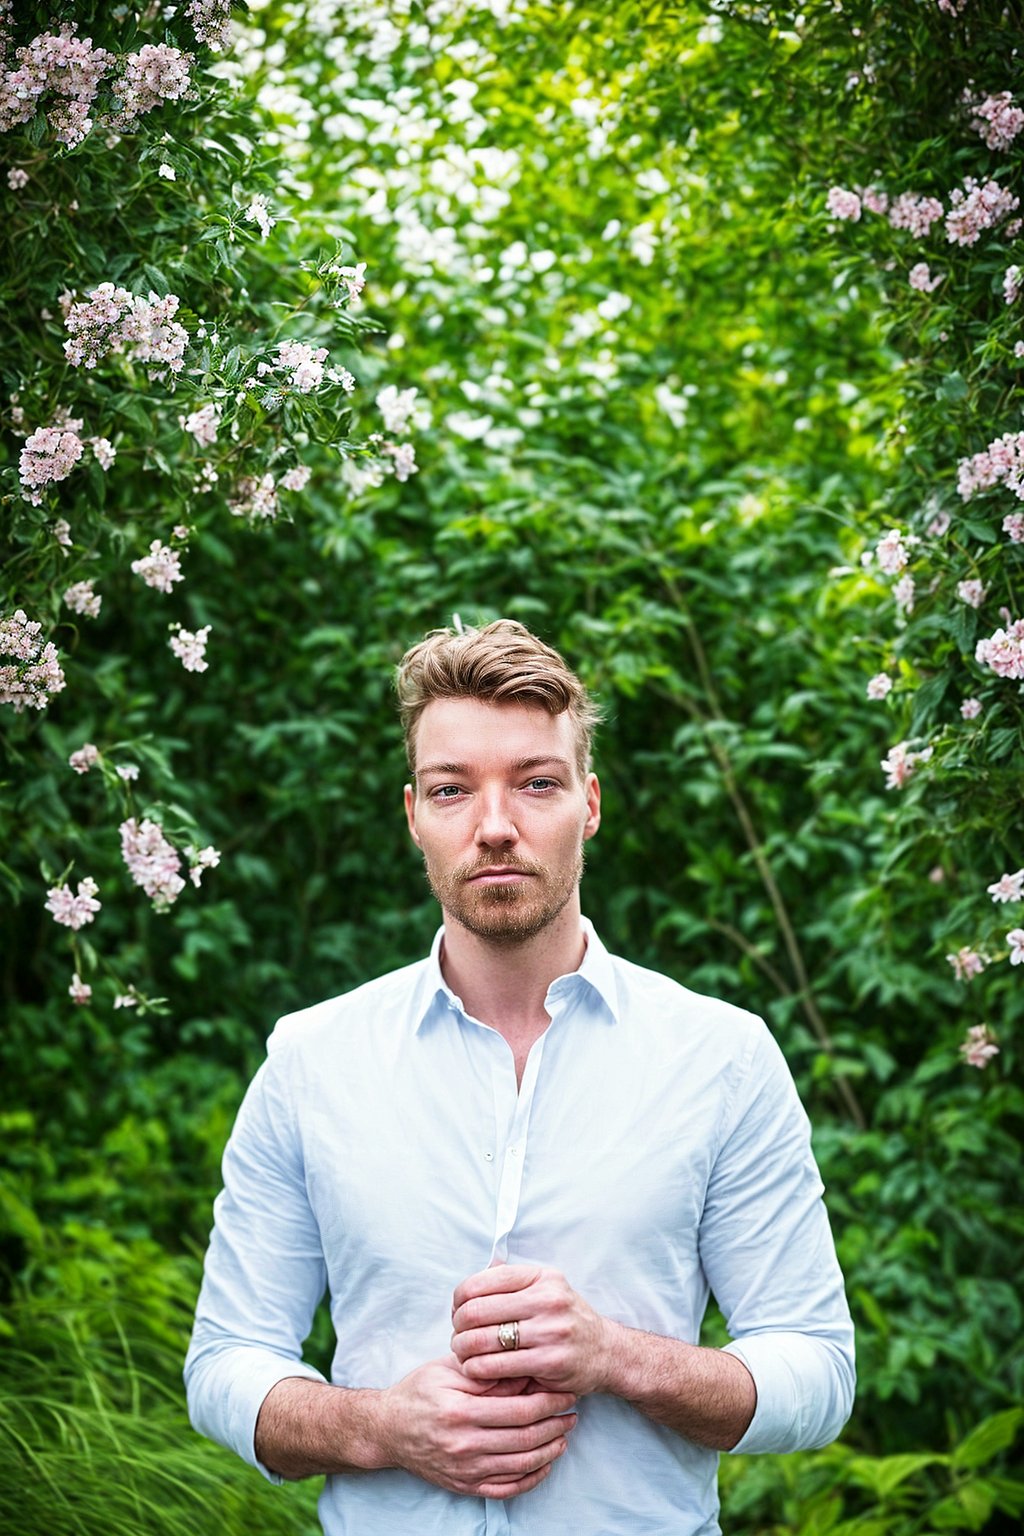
415, 756, 574, 778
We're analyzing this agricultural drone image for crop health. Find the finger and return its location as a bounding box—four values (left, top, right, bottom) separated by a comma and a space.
472, 1461, 557, 1500
452, 1264, 542, 1313
463, 1391, 577, 1427
452, 1290, 540, 1335
452, 1321, 536, 1361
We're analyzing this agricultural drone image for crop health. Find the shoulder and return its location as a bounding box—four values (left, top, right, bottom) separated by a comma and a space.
608, 950, 767, 1055
267, 954, 429, 1056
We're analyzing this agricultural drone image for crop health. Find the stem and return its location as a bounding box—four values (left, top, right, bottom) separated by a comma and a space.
655, 569, 866, 1131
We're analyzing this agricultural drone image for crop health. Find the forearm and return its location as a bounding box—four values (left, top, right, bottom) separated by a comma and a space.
255, 1377, 389, 1480
597, 1321, 756, 1451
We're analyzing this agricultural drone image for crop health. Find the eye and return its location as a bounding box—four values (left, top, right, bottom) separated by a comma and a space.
429, 784, 464, 800
525, 777, 557, 792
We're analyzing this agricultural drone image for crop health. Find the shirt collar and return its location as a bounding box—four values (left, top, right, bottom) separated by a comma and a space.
412, 916, 620, 1032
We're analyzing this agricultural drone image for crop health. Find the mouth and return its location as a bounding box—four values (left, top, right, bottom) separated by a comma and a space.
466, 867, 536, 885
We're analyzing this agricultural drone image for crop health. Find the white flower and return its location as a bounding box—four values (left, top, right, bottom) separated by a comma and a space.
158, 162, 176, 180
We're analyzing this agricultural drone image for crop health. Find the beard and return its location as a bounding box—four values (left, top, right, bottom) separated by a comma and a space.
423, 847, 585, 946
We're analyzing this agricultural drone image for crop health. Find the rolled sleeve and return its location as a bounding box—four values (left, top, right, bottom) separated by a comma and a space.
701, 1024, 856, 1454
184, 1043, 330, 1478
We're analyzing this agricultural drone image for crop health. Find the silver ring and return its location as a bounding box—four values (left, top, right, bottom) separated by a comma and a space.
497, 1319, 520, 1351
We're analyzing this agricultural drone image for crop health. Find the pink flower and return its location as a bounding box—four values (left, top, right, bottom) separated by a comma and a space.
45, 875, 101, 929
880, 740, 932, 790
957, 431, 1024, 501
228, 473, 278, 521
987, 869, 1024, 903
960, 697, 982, 719
63, 579, 101, 618
966, 90, 1024, 152
277, 339, 328, 393
909, 262, 943, 293
185, 0, 234, 51
0, 609, 66, 712
945, 178, 1020, 246
826, 186, 861, 221
1008, 928, 1024, 965
959, 1024, 999, 1069
186, 844, 221, 887
887, 192, 944, 238
69, 972, 92, 1005
1016, 342, 1024, 360
114, 989, 140, 1008
7, 167, 28, 190
116, 763, 140, 781
1003, 512, 1024, 543
866, 672, 892, 700
131, 540, 183, 593
113, 43, 193, 124
382, 441, 418, 482
947, 947, 985, 982
19, 422, 84, 502
279, 464, 311, 492
69, 743, 100, 774
927, 509, 951, 537
169, 624, 211, 673
957, 579, 986, 609
120, 817, 185, 909
893, 575, 915, 611
975, 618, 1024, 679
875, 528, 909, 574
860, 186, 889, 216
1004, 265, 1022, 305
63, 284, 188, 379
182, 403, 220, 446
52, 518, 73, 548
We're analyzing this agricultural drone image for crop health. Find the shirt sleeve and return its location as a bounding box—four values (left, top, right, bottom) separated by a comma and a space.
699, 1021, 856, 1454
183, 1040, 329, 1482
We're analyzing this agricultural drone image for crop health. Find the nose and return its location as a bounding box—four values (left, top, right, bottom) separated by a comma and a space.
474, 790, 519, 849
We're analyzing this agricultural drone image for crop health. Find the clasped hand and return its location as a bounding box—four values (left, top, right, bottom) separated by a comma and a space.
450, 1262, 613, 1397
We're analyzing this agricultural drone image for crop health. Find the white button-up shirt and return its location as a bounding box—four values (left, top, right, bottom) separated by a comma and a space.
185, 920, 855, 1535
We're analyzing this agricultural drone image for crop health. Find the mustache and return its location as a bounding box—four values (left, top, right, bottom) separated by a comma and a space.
458, 856, 546, 880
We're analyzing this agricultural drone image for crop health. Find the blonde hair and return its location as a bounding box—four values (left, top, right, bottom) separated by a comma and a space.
396, 619, 600, 777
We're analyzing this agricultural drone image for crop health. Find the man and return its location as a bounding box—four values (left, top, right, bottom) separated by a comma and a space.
185, 618, 855, 1534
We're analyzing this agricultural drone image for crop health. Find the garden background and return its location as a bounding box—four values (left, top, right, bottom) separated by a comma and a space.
1, 1, 1022, 1531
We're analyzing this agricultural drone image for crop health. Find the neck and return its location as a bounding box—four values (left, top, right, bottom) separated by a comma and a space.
439, 899, 586, 1037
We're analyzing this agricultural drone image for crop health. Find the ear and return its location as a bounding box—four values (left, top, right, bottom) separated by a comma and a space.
582, 772, 601, 841
404, 782, 421, 846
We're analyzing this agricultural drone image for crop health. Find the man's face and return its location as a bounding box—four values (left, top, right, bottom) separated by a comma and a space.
404, 697, 601, 945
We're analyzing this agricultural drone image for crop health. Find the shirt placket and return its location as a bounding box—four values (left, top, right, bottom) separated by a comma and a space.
482, 1019, 555, 1535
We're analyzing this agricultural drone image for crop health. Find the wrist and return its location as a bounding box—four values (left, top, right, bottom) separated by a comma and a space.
340, 1386, 393, 1472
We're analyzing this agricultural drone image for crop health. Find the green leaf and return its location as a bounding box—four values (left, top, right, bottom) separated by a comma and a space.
952, 1410, 1024, 1471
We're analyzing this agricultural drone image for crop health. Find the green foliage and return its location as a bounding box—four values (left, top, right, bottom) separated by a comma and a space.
1, 2, 1021, 1532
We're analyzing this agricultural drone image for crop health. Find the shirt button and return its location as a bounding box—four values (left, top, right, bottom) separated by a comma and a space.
484, 1151, 493, 1162
508, 1146, 518, 1158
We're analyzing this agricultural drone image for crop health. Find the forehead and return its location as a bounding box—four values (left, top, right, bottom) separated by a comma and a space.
413, 698, 577, 773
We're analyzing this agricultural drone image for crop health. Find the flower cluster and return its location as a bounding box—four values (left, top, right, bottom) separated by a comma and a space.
0, 609, 65, 711
947, 946, 985, 982
909, 262, 942, 293
69, 972, 92, 1005
826, 186, 860, 221
887, 192, 945, 238
131, 540, 184, 593
69, 742, 99, 774
45, 875, 100, 929
120, 818, 185, 910
866, 672, 892, 700
880, 739, 932, 790
987, 868, 1023, 903
64, 284, 189, 379
945, 178, 1019, 247
169, 623, 211, 672
0, 24, 113, 148
959, 1024, 999, 1069
965, 91, 1024, 153
185, 0, 234, 51
382, 441, 418, 481
279, 464, 312, 493
277, 339, 329, 393
957, 430, 1024, 501
377, 385, 426, 434
182, 403, 220, 446
956, 578, 986, 609
229, 473, 279, 521
975, 617, 1024, 680
875, 528, 909, 574
245, 193, 275, 238
112, 44, 193, 125
186, 843, 221, 887
1004, 512, 1024, 543
64, 579, 101, 618
18, 421, 85, 504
